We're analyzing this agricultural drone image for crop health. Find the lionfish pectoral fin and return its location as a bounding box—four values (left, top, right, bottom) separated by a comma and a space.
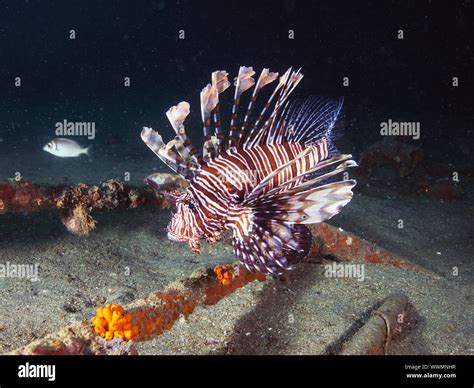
230, 181, 355, 275
245, 147, 357, 224
252, 179, 357, 224
229, 214, 312, 276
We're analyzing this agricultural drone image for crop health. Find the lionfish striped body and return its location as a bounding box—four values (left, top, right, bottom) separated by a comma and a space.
141, 66, 357, 275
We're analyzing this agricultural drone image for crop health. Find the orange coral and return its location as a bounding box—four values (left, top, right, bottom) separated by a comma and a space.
214, 265, 234, 286
91, 268, 266, 344
92, 304, 139, 341
206, 265, 266, 305
129, 297, 194, 340
91, 294, 198, 342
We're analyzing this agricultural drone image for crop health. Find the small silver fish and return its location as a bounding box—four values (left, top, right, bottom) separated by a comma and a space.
43, 138, 91, 158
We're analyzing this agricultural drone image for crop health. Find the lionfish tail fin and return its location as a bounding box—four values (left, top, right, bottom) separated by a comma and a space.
229, 212, 312, 276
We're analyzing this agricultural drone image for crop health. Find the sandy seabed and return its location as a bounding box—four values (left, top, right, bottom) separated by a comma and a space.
0, 177, 472, 354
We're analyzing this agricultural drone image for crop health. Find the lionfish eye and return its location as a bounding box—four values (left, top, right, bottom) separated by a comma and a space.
188, 202, 196, 211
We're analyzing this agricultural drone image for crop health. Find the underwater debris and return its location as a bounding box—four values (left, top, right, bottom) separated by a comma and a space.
128, 292, 197, 340
19, 339, 81, 356
93, 295, 197, 342
145, 172, 188, 193
10, 221, 426, 355
415, 178, 464, 201
340, 292, 408, 355
62, 205, 97, 235
13, 263, 266, 355
358, 138, 424, 179
15, 324, 138, 355
204, 266, 266, 305
0, 179, 43, 213
126, 266, 265, 340
310, 223, 440, 278
0, 178, 171, 234
357, 138, 465, 201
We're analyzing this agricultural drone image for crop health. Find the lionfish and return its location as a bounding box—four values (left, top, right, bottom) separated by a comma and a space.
141, 66, 357, 275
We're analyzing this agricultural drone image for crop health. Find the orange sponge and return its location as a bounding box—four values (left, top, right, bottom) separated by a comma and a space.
214, 265, 234, 286
92, 304, 140, 341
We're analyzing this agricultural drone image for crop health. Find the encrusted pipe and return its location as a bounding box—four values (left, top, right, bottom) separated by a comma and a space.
12, 264, 265, 355
0, 176, 184, 235
310, 223, 441, 278
340, 292, 409, 355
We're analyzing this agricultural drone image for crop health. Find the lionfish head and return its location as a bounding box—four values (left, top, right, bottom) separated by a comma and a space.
166, 191, 199, 242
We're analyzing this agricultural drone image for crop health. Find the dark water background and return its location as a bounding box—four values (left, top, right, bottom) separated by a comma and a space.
0, 0, 472, 178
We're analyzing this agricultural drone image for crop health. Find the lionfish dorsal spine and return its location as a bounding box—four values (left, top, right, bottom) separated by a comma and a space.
142, 65, 300, 179
242, 67, 293, 148
200, 84, 219, 159
253, 68, 304, 148
200, 70, 231, 160
264, 99, 288, 146
211, 72, 231, 152
165, 101, 202, 167
236, 68, 279, 147
140, 127, 197, 179
142, 65, 348, 184
227, 66, 256, 148
171, 137, 191, 161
